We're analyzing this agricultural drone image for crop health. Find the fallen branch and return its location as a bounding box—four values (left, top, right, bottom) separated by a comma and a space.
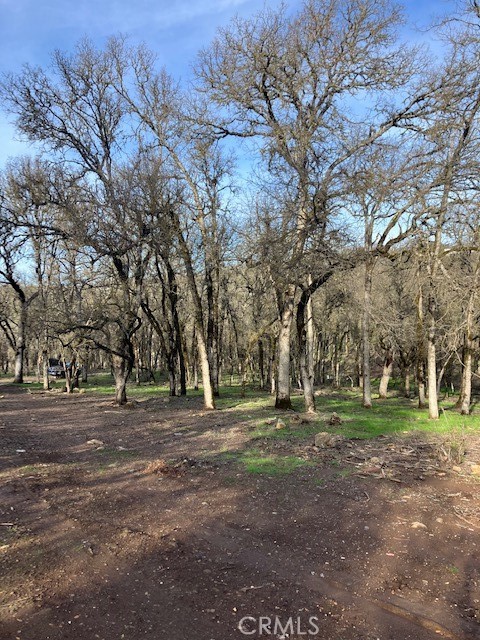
239, 582, 275, 593
453, 508, 477, 529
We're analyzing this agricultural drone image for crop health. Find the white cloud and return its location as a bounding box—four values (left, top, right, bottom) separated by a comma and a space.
33, 0, 253, 35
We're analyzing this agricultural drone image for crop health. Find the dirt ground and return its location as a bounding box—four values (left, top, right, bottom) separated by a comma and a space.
0, 383, 479, 640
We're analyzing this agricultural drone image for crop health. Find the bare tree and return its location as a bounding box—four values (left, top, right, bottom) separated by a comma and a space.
107, 40, 236, 409
195, 0, 428, 411
0, 168, 47, 382
418, 32, 480, 418
0, 40, 147, 403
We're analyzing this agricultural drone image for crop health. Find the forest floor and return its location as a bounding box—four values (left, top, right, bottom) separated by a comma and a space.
0, 380, 479, 640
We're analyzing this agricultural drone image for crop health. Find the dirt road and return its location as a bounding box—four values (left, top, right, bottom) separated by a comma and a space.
0, 384, 479, 639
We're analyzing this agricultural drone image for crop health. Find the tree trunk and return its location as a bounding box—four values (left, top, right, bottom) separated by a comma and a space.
317, 335, 327, 385
297, 288, 315, 413
418, 360, 426, 408
332, 340, 341, 388
61, 354, 72, 394
426, 296, 439, 419
166, 347, 177, 396
110, 329, 134, 405
378, 352, 393, 399
112, 352, 130, 405
362, 257, 374, 408
191, 323, 199, 390
455, 344, 466, 409
206, 267, 221, 397
178, 344, 187, 396
196, 329, 214, 409
166, 261, 187, 396
258, 339, 265, 390
173, 213, 214, 409
404, 368, 411, 398
416, 283, 426, 409
436, 353, 453, 399
141, 297, 176, 393
268, 335, 276, 395
458, 255, 479, 414
459, 297, 475, 415
460, 348, 472, 415
13, 300, 27, 383
357, 354, 363, 388
42, 346, 49, 391
81, 347, 89, 383
275, 285, 295, 410
306, 278, 315, 386
134, 340, 141, 385
168, 365, 176, 396
193, 359, 199, 390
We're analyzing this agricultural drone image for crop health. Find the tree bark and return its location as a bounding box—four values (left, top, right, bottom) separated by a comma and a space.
173, 212, 215, 409
378, 351, 393, 399
268, 335, 276, 395
404, 368, 411, 399
297, 288, 315, 413
362, 257, 374, 408
459, 295, 476, 415
417, 360, 426, 408
141, 298, 176, 393
42, 343, 49, 391
458, 246, 479, 414
110, 333, 134, 405
13, 300, 27, 384
81, 347, 89, 383
206, 266, 221, 397
416, 283, 427, 409
455, 344, 466, 409
258, 339, 265, 390
426, 292, 439, 419
332, 339, 341, 389
191, 326, 199, 390
112, 354, 129, 405
107, 321, 135, 405
134, 340, 141, 386
460, 347, 472, 415
306, 279, 315, 386
275, 285, 295, 410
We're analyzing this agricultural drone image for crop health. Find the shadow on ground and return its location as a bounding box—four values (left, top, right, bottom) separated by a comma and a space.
0, 384, 479, 640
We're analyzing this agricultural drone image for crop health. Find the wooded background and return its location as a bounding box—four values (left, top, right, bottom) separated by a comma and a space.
1, 0, 480, 419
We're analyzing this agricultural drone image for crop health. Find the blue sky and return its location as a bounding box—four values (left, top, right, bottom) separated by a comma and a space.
0, 0, 456, 166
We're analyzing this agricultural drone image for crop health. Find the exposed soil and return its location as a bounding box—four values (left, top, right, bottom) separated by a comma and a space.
0, 383, 479, 640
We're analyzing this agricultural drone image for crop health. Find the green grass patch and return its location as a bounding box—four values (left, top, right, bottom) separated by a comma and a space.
249, 393, 480, 444
15, 463, 49, 474
16, 381, 44, 390
229, 448, 311, 475
335, 468, 354, 478
0, 524, 22, 544
5, 373, 480, 442
94, 447, 139, 461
